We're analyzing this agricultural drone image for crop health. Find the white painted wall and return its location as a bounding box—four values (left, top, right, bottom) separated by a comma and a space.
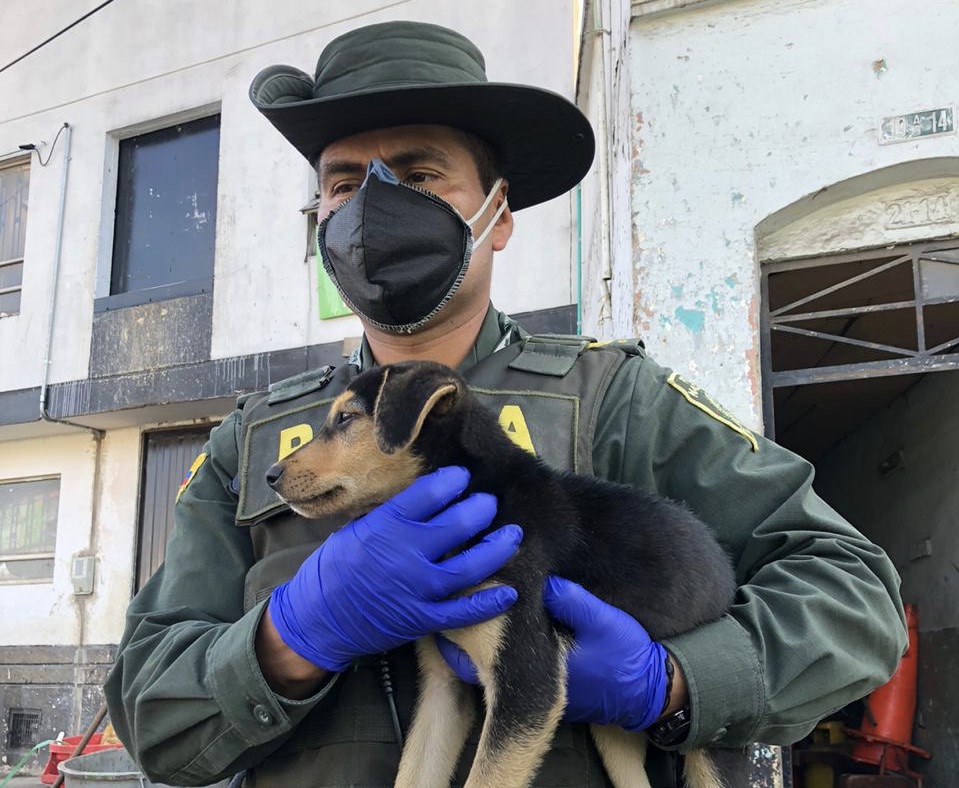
0, 0, 578, 392
0, 422, 220, 646
584, 0, 959, 428
0, 432, 98, 644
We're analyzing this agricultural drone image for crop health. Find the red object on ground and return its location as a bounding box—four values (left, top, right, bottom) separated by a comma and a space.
850, 603, 927, 774
40, 733, 123, 784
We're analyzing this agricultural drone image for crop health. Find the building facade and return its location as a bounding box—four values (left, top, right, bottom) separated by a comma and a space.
579, 0, 959, 783
0, 0, 582, 770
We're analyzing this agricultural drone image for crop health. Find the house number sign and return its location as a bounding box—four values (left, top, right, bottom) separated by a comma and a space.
879, 107, 955, 144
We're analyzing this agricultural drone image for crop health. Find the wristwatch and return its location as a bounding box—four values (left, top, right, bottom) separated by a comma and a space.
647, 705, 691, 747
647, 654, 691, 747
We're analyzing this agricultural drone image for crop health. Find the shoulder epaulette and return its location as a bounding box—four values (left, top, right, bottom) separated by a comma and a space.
509, 334, 595, 377
509, 334, 646, 377
266, 365, 336, 405
587, 338, 646, 357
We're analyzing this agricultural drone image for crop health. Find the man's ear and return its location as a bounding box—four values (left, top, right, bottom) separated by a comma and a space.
373, 368, 460, 454
491, 180, 513, 253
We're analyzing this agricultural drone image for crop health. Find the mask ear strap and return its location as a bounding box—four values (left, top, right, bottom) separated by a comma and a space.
468, 177, 508, 249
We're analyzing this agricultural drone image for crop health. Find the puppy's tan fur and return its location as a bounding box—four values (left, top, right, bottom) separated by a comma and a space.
273, 381, 425, 521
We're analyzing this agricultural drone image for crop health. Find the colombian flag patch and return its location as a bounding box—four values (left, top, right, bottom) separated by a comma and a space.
176, 452, 208, 502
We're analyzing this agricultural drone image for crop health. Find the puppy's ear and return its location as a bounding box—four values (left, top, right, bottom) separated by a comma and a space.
373, 367, 460, 454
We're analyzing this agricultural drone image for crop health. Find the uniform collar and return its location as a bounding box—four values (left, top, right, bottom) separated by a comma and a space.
350, 304, 526, 372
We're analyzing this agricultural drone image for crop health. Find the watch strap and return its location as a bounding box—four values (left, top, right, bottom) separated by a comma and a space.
647, 705, 692, 748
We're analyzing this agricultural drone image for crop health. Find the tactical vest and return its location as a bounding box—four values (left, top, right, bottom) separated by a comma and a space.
233, 335, 681, 788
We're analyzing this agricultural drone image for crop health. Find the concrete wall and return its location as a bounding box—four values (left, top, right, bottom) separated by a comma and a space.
0, 0, 579, 392
590, 0, 959, 429
815, 369, 959, 785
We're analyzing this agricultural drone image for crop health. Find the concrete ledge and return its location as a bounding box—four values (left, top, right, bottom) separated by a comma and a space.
0, 305, 577, 437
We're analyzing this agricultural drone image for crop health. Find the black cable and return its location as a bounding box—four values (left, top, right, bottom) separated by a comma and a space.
0, 0, 121, 76
378, 654, 404, 750
34, 123, 69, 167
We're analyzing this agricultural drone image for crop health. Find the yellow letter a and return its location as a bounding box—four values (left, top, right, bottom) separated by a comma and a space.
498, 405, 536, 455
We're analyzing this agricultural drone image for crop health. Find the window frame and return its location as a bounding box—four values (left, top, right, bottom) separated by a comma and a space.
0, 155, 30, 318
0, 474, 61, 585
94, 105, 221, 313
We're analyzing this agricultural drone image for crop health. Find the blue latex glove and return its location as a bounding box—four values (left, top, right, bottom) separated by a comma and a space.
437, 575, 668, 731
270, 466, 522, 672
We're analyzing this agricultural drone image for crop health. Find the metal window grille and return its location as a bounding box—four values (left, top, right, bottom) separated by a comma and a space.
760, 241, 959, 439
7, 708, 42, 749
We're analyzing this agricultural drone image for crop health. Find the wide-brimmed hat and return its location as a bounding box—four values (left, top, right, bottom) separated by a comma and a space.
249, 20, 595, 211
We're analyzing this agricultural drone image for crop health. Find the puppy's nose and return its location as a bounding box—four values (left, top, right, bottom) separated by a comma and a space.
266, 463, 284, 489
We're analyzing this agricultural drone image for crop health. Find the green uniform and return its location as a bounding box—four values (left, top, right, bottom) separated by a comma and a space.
104, 307, 906, 787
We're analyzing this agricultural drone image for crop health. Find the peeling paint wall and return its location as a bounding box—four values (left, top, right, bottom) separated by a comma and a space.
587, 0, 959, 428
577, 0, 635, 338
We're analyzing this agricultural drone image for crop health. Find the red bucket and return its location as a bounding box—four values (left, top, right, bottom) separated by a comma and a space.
41, 733, 124, 784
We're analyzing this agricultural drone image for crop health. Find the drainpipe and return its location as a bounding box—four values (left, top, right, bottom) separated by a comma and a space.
590, 0, 615, 331
34, 123, 105, 731
575, 183, 583, 333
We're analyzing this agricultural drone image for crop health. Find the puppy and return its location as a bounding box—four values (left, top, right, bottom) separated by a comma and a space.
267, 360, 736, 788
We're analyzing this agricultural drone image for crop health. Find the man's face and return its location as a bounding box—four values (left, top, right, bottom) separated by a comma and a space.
316, 124, 512, 330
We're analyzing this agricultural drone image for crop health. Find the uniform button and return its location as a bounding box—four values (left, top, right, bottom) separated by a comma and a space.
253, 704, 274, 726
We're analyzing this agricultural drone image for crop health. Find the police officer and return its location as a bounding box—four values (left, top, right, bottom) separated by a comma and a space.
104, 20, 906, 788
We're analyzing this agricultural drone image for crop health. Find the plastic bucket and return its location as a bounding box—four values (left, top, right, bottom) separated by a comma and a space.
42, 733, 124, 783
57, 749, 173, 788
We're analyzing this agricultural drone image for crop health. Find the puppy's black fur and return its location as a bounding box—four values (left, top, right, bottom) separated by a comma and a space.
349, 361, 736, 767
350, 360, 735, 632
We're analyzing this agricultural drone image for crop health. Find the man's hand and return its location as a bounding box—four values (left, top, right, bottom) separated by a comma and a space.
437, 575, 672, 731
268, 466, 522, 673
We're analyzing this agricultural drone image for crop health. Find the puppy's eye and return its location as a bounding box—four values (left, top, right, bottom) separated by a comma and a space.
336, 411, 356, 428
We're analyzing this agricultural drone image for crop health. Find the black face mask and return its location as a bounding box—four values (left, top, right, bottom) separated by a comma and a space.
317, 159, 506, 334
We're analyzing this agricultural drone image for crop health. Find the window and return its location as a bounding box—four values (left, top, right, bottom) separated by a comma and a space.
6, 709, 41, 750
103, 114, 220, 309
0, 477, 60, 583
0, 157, 29, 317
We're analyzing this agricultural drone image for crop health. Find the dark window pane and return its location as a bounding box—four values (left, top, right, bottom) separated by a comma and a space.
0, 261, 23, 289
111, 115, 220, 295
0, 160, 30, 263
0, 477, 60, 557
0, 290, 20, 316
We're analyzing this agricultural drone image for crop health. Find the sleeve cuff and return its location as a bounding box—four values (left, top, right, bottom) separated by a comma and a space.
661, 614, 764, 750
209, 600, 341, 745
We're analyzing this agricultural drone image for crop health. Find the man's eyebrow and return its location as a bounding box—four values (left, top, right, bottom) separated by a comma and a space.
385, 146, 453, 171
318, 146, 454, 187
318, 159, 366, 185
